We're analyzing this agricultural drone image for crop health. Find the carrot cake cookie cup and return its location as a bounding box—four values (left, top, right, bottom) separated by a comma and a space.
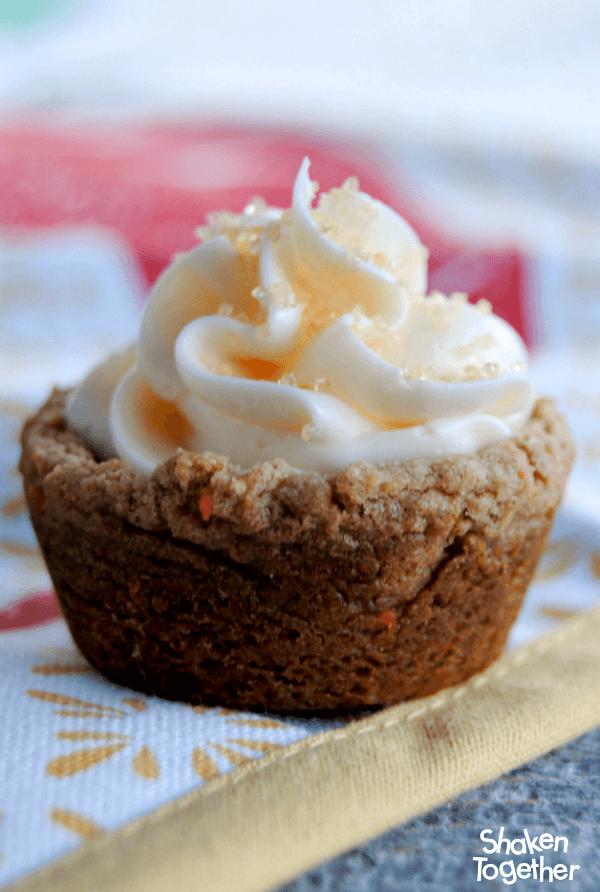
20, 159, 574, 711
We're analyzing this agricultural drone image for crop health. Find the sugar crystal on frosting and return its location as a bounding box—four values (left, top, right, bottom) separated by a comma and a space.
301, 422, 317, 442
278, 372, 298, 387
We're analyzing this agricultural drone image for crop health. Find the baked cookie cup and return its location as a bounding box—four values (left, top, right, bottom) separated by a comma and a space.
20, 390, 574, 712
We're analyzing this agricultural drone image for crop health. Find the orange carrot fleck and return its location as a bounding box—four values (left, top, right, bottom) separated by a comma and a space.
199, 495, 212, 522
380, 609, 396, 631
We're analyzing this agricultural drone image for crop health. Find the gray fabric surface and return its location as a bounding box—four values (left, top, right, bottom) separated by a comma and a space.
279, 724, 600, 891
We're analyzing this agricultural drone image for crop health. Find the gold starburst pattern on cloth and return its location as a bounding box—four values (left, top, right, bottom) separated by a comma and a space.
55, 732, 131, 742
26, 689, 126, 717
121, 698, 148, 712
48, 809, 103, 839
47, 744, 129, 778
132, 746, 160, 780
534, 538, 579, 582
0, 493, 26, 518
224, 718, 285, 728
25, 664, 293, 786
0, 540, 42, 560
538, 606, 579, 620
31, 663, 96, 677
0, 645, 314, 887
192, 747, 220, 780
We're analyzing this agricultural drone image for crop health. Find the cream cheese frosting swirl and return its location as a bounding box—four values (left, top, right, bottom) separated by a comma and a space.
66, 158, 535, 476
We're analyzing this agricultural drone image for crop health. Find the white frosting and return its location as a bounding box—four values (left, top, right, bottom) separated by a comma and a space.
66, 158, 535, 476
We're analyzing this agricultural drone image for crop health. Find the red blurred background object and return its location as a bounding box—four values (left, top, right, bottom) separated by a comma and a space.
0, 590, 62, 631
0, 124, 532, 343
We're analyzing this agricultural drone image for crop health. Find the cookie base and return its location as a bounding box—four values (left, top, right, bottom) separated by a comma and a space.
20, 391, 574, 711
